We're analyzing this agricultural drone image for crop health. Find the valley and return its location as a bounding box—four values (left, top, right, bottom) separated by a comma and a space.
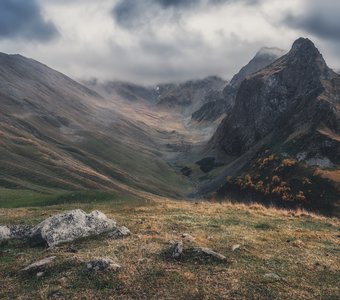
0, 38, 339, 216
0, 37, 340, 300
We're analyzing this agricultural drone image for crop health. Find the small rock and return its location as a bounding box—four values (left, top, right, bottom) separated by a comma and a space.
48, 291, 65, 300
292, 239, 305, 248
193, 247, 227, 261
264, 273, 281, 280
108, 226, 131, 239
36, 272, 45, 278
231, 244, 241, 251
181, 233, 195, 242
172, 240, 184, 258
108, 263, 122, 272
22, 256, 56, 272
86, 259, 121, 272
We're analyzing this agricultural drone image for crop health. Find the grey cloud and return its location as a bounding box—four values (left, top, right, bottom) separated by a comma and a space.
112, 0, 263, 29
283, 0, 340, 42
0, 0, 58, 41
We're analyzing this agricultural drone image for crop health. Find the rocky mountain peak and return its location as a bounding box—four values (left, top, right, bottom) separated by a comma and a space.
211, 37, 339, 159
284, 37, 326, 68
291, 37, 317, 52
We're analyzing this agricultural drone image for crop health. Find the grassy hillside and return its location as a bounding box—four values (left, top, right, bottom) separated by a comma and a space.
1, 193, 339, 299
0, 53, 194, 198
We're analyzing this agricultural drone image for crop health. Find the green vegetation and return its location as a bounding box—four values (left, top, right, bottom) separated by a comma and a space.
0, 188, 146, 209
0, 196, 339, 299
195, 157, 224, 173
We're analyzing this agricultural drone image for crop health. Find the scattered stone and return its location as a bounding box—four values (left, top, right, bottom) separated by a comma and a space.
172, 241, 184, 258
231, 244, 241, 251
108, 226, 131, 239
22, 256, 57, 273
264, 273, 281, 280
48, 291, 65, 300
292, 239, 305, 248
86, 259, 121, 272
181, 233, 195, 242
29, 210, 117, 247
36, 272, 45, 278
193, 247, 227, 261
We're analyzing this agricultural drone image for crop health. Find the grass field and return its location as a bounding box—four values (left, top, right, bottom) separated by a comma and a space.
0, 188, 146, 209
0, 191, 339, 299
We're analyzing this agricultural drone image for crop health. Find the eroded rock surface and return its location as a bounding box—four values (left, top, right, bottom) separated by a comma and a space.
0, 225, 33, 244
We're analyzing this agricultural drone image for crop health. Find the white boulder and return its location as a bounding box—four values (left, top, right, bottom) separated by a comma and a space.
29, 209, 117, 247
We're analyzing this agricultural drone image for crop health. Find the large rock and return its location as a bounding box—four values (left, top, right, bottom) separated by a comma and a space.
29, 210, 117, 247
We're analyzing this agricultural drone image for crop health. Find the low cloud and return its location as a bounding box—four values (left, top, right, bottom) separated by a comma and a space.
0, 0, 58, 41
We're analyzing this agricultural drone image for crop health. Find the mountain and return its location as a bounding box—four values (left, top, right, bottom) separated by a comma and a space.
0, 53, 193, 196
211, 38, 339, 157
192, 47, 285, 122
84, 79, 158, 104
155, 76, 227, 116
202, 38, 339, 213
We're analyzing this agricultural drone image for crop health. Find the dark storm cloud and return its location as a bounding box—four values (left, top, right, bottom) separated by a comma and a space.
112, 0, 262, 29
0, 0, 58, 41
283, 0, 340, 42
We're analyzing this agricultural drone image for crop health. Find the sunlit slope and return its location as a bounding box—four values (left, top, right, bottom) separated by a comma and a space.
0, 53, 193, 196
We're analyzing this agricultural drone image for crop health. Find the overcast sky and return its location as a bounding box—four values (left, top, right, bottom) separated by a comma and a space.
0, 0, 339, 85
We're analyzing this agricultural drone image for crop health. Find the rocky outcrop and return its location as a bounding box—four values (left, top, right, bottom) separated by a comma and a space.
29, 210, 117, 247
192, 47, 285, 122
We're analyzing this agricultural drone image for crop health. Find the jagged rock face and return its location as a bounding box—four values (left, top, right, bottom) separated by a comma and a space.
192, 48, 285, 122
192, 99, 229, 122
212, 38, 340, 160
29, 209, 117, 247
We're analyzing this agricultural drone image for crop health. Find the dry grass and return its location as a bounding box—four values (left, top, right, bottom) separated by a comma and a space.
0, 196, 339, 299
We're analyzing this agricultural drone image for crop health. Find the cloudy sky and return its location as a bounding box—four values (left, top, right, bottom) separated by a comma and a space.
0, 0, 339, 85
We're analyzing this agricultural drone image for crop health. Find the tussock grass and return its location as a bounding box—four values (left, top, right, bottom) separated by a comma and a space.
0, 193, 339, 299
